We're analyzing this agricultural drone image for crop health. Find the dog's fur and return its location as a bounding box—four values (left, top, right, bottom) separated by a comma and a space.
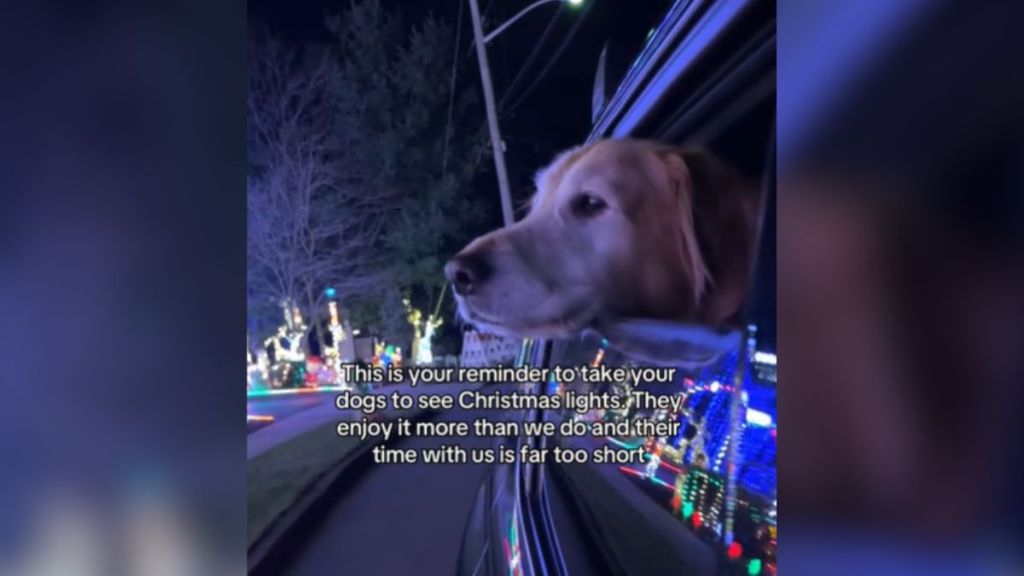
446, 139, 758, 338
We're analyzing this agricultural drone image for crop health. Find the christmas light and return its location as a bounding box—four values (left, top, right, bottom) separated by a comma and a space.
247, 414, 275, 422
619, 466, 645, 478
727, 541, 742, 560
747, 558, 762, 575
246, 385, 345, 398
505, 506, 524, 576
418, 319, 440, 365
404, 297, 443, 366
745, 408, 773, 427
645, 448, 661, 478
606, 437, 642, 450
650, 476, 673, 490
659, 460, 683, 475
682, 501, 694, 519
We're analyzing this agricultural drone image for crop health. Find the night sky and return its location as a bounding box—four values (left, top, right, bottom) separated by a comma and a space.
248, 0, 672, 207
248, 0, 776, 351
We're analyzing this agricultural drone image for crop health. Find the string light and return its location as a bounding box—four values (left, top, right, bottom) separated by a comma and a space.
505, 506, 524, 576
404, 293, 444, 366
659, 460, 683, 474
589, 333, 777, 562
247, 385, 345, 398
650, 476, 672, 489
617, 465, 674, 490
586, 330, 777, 568
606, 437, 642, 450
745, 408, 773, 427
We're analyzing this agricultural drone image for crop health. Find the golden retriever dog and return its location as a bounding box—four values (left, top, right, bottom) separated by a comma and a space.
445, 139, 758, 357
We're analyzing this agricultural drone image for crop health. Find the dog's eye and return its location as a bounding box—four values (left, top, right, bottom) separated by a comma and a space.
571, 192, 607, 217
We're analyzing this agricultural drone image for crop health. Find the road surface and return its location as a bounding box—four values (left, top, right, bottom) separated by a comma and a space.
280, 401, 509, 575
247, 391, 334, 423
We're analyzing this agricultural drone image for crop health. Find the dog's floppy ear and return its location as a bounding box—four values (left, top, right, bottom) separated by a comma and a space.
659, 146, 758, 325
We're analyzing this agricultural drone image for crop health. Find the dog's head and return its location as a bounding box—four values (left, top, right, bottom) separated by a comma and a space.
445, 139, 756, 339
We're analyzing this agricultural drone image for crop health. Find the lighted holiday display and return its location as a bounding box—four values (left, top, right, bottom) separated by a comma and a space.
585, 324, 776, 573
504, 508, 524, 576
247, 293, 362, 396
372, 342, 402, 369
644, 438, 663, 479
256, 300, 307, 388
676, 466, 725, 531
247, 334, 271, 389
263, 312, 307, 389
673, 341, 778, 497
316, 287, 356, 386
404, 287, 445, 366
405, 305, 440, 365
248, 385, 346, 398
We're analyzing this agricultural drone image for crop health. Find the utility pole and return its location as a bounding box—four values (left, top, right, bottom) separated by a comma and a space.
467, 0, 583, 227
468, 0, 516, 228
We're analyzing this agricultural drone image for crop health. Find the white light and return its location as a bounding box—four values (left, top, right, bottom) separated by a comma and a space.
710, 380, 721, 393
353, 329, 361, 336
754, 351, 776, 365
745, 408, 773, 427
566, 0, 584, 5
741, 391, 749, 404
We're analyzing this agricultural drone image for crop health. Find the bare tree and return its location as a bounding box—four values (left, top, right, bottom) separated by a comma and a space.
247, 37, 387, 348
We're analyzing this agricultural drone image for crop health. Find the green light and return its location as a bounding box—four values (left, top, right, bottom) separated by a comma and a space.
682, 502, 694, 519
747, 558, 762, 575
567, 0, 583, 6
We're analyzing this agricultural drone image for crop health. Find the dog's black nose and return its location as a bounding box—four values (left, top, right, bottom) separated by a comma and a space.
445, 253, 492, 296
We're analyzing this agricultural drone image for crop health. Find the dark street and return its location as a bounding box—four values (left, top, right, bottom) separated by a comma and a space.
280, 405, 503, 575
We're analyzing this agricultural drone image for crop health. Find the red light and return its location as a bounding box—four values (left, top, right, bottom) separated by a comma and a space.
619, 466, 646, 479
692, 511, 703, 528
659, 460, 683, 474
727, 542, 743, 560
